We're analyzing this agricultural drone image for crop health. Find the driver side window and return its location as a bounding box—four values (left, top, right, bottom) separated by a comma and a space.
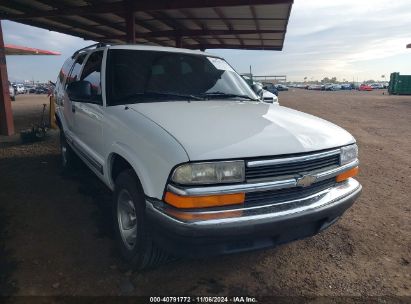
80, 51, 104, 104
66, 53, 86, 88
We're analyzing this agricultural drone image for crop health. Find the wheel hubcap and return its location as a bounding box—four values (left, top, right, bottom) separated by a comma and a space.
117, 189, 137, 250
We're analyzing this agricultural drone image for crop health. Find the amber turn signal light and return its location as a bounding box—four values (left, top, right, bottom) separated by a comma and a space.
336, 166, 359, 182
164, 192, 245, 209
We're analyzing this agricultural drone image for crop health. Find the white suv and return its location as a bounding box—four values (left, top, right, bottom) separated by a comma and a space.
55, 44, 362, 269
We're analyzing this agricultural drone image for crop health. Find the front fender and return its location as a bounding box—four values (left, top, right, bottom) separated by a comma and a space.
107, 143, 151, 192
103, 106, 190, 199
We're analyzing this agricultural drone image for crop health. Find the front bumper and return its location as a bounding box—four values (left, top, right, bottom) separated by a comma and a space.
145, 178, 362, 258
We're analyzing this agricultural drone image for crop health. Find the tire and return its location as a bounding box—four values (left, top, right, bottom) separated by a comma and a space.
113, 169, 168, 270
11, 95, 15, 101
60, 131, 77, 172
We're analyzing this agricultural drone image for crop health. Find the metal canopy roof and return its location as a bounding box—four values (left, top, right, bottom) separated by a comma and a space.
0, 0, 293, 51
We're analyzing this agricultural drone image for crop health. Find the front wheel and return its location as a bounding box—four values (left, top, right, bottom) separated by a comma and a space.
113, 170, 168, 270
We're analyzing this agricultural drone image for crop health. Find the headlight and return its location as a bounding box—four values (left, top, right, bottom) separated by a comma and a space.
340, 144, 358, 165
171, 161, 245, 185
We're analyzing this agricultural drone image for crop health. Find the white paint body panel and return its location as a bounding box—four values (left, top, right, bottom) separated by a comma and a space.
129, 101, 355, 161
55, 45, 356, 200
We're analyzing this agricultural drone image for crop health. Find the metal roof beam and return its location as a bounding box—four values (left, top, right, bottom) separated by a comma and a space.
132, 0, 294, 11
105, 30, 284, 40
138, 29, 285, 38
213, 7, 244, 46
0, 0, 114, 40
185, 44, 282, 50
250, 6, 263, 46
180, 9, 225, 46
84, 0, 168, 45
144, 11, 204, 47
0, 0, 293, 19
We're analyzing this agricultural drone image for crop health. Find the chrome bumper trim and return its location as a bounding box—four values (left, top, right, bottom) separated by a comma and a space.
168, 178, 297, 196
246, 149, 341, 167
167, 160, 359, 196
149, 178, 362, 225
315, 159, 359, 182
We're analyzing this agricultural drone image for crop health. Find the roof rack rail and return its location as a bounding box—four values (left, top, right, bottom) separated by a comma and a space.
71, 42, 107, 58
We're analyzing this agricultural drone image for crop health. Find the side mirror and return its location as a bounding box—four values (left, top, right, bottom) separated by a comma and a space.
67, 80, 93, 102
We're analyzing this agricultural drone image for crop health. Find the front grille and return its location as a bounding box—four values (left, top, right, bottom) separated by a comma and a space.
246, 152, 340, 180
245, 178, 336, 207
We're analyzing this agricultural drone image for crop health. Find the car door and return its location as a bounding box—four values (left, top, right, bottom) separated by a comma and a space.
62, 54, 87, 135
72, 50, 105, 173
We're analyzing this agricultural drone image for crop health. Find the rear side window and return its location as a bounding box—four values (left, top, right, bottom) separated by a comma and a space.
80, 50, 103, 102
66, 53, 87, 87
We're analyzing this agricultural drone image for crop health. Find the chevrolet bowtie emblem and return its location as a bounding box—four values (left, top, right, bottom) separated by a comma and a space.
296, 175, 317, 187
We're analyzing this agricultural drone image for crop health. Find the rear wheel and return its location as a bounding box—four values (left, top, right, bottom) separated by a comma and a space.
113, 169, 168, 270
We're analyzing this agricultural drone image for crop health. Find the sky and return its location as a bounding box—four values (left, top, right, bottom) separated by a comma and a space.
3, 0, 411, 83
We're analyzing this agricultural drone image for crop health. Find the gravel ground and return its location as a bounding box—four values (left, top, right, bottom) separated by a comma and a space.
0, 91, 410, 297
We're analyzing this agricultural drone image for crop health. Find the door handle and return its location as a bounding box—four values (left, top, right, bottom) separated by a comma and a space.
71, 104, 76, 113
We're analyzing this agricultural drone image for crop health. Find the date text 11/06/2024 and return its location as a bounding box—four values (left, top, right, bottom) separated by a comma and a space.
149, 296, 258, 303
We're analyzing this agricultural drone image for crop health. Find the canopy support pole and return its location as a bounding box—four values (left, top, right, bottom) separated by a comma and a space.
175, 36, 182, 48
125, 1, 135, 44
0, 21, 14, 136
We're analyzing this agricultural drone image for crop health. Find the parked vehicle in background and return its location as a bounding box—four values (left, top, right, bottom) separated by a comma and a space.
358, 84, 373, 91
308, 84, 323, 90
252, 82, 279, 104
35, 86, 48, 94
275, 84, 289, 91
25, 85, 34, 93
262, 82, 278, 96
16, 84, 26, 94
27, 86, 37, 94
341, 84, 353, 90
262, 89, 279, 104
325, 84, 342, 91
55, 44, 361, 270
369, 83, 384, 89
9, 81, 15, 101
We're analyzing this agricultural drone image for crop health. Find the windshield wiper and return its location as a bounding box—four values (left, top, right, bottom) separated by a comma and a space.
113, 91, 204, 105
145, 91, 204, 101
201, 92, 258, 101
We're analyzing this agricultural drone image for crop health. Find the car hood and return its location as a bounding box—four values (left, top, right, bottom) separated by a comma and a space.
129, 101, 355, 160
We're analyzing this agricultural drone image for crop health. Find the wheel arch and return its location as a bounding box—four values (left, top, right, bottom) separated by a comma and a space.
107, 143, 153, 197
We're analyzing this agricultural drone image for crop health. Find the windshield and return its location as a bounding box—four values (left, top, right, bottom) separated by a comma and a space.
106, 49, 258, 105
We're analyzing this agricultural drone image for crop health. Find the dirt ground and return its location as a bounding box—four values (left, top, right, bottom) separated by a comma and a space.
0, 91, 410, 298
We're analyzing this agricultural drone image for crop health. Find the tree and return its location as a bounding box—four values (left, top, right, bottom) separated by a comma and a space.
321, 77, 337, 84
